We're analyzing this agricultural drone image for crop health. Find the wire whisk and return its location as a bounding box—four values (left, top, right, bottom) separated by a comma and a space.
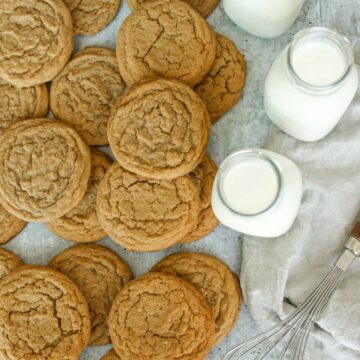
222, 222, 360, 360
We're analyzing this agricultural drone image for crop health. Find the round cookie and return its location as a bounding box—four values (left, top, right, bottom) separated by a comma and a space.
49, 244, 133, 346
96, 163, 200, 252
109, 272, 215, 360
0, 80, 49, 135
0, 0, 74, 87
116, 0, 216, 87
0, 248, 23, 280
101, 349, 120, 360
181, 155, 219, 243
127, 0, 219, 17
0, 204, 27, 244
62, 0, 120, 35
195, 34, 247, 123
0, 265, 90, 359
0, 119, 91, 222
152, 253, 242, 345
47, 149, 112, 243
108, 79, 211, 180
51, 47, 126, 145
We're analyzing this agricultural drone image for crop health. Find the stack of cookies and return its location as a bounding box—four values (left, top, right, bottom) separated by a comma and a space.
0, 246, 241, 359
0, 0, 246, 252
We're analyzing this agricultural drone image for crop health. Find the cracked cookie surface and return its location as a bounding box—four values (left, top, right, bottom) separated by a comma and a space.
49, 244, 133, 346
127, 0, 219, 17
47, 149, 112, 243
195, 34, 246, 123
0, 204, 27, 244
51, 47, 126, 145
0, 119, 91, 222
109, 272, 215, 360
96, 163, 200, 251
152, 253, 242, 344
181, 154, 219, 243
63, 0, 120, 35
0, 248, 23, 280
0, 80, 49, 136
0, 265, 90, 359
101, 349, 120, 359
0, 0, 74, 87
116, 0, 216, 87
108, 79, 211, 180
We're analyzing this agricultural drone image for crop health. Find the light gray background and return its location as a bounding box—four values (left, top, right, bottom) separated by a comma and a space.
2, 0, 359, 359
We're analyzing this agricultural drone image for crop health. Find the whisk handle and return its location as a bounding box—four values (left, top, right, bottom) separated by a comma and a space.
351, 221, 360, 242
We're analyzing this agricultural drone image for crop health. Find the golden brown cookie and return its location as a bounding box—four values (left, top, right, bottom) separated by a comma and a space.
181, 155, 219, 243
127, 0, 219, 17
108, 79, 211, 180
102, 349, 120, 360
96, 163, 200, 251
0, 80, 49, 135
152, 253, 242, 345
116, 0, 216, 87
109, 272, 215, 360
0, 265, 90, 359
195, 34, 247, 123
62, 0, 120, 35
49, 244, 133, 346
0, 119, 91, 222
0, 0, 74, 87
0, 248, 23, 280
47, 149, 112, 243
50, 47, 126, 145
0, 204, 27, 244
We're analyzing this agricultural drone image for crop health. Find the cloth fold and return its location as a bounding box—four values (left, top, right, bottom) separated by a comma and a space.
242, 74, 360, 359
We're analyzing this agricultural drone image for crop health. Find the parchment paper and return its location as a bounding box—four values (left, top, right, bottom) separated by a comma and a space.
2, 0, 359, 359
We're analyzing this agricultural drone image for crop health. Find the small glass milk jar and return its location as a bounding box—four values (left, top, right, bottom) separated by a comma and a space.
264, 27, 358, 142
223, 0, 305, 38
212, 149, 302, 238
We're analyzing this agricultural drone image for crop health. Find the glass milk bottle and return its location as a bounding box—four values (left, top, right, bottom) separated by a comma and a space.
264, 27, 358, 142
223, 0, 305, 38
212, 149, 302, 238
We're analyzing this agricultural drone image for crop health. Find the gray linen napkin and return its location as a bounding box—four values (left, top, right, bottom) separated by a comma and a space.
242, 74, 360, 359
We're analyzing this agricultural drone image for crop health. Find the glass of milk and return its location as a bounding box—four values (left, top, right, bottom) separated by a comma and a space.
212, 149, 302, 237
223, 0, 305, 38
264, 27, 358, 142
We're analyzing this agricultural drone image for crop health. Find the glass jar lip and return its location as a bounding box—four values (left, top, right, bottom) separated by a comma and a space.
287, 27, 354, 93
217, 149, 282, 217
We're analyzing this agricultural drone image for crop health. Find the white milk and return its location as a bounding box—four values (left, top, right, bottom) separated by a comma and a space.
212, 149, 303, 238
264, 28, 358, 142
223, 0, 305, 38
219, 157, 279, 215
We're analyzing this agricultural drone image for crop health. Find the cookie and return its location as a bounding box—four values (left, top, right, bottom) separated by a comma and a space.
109, 272, 215, 360
127, 0, 219, 17
195, 34, 247, 122
108, 79, 211, 180
116, 0, 216, 87
152, 253, 242, 344
96, 163, 200, 251
0, 119, 91, 222
0, 80, 49, 135
62, 0, 120, 35
101, 349, 120, 360
47, 149, 112, 243
0, 248, 23, 280
181, 155, 219, 243
0, 0, 74, 87
51, 47, 126, 145
0, 204, 27, 244
0, 265, 90, 359
49, 244, 133, 346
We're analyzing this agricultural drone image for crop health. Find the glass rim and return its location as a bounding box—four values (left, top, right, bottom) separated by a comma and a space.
217, 149, 282, 217
287, 27, 354, 93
